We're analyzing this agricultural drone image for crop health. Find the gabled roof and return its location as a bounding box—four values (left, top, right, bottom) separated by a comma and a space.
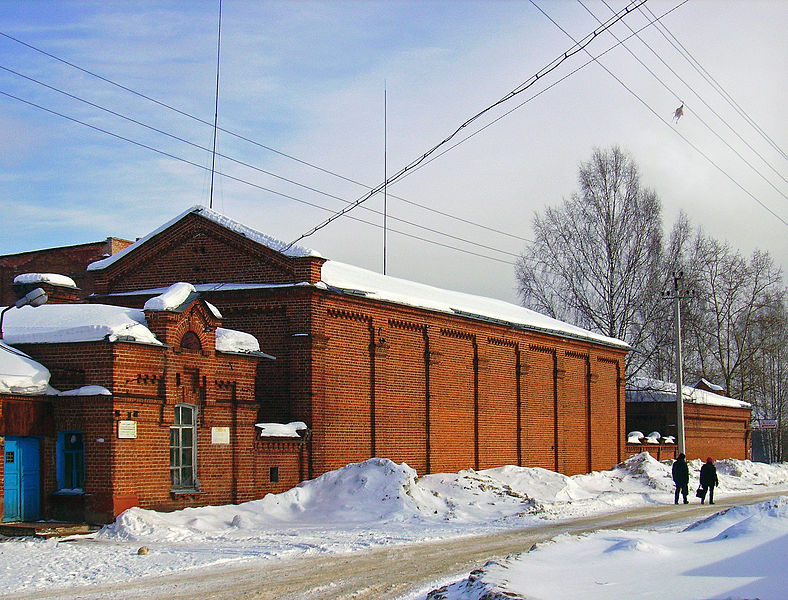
87, 205, 320, 272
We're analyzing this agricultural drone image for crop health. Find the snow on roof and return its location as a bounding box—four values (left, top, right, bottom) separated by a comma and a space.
205, 301, 222, 319
1, 304, 162, 346
14, 273, 78, 288
627, 376, 751, 409
58, 385, 112, 396
215, 327, 268, 356
87, 205, 320, 271
91, 206, 626, 349
255, 421, 307, 438
0, 340, 55, 395
143, 282, 197, 312
695, 377, 725, 392
319, 261, 629, 349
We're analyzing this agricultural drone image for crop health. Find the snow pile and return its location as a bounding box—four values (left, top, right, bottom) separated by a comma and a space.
215, 327, 260, 354
13, 273, 78, 288
1, 304, 162, 346
626, 430, 644, 443
142, 282, 195, 311
430, 496, 788, 600
99, 453, 788, 544
0, 340, 54, 394
255, 421, 307, 438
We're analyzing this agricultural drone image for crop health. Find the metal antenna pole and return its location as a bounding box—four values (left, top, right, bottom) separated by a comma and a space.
209, 0, 222, 209
383, 82, 387, 275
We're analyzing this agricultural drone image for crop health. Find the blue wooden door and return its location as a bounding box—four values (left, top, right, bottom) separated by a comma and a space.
3, 437, 41, 522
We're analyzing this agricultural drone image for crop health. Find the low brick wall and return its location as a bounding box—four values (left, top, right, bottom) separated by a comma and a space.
625, 443, 679, 461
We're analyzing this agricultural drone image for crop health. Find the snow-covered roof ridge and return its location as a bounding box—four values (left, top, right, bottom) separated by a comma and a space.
626, 376, 751, 409
14, 273, 78, 288
319, 261, 629, 349
87, 205, 320, 271
89, 207, 625, 349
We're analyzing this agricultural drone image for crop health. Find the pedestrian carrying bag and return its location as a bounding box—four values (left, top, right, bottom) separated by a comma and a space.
696, 486, 705, 499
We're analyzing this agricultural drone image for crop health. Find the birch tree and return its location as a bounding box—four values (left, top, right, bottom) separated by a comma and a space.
515, 147, 670, 374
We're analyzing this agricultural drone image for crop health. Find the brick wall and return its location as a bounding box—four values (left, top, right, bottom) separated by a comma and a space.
0, 238, 131, 305
626, 401, 750, 460
301, 290, 627, 478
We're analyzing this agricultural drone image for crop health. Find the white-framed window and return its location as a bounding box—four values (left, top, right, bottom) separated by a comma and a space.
170, 404, 197, 490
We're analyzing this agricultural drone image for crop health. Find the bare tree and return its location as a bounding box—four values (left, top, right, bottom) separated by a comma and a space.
516, 147, 670, 374
684, 235, 784, 400
745, 298, 787, 461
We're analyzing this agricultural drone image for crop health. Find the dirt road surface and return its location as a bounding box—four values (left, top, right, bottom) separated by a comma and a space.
7, 490, 785, 600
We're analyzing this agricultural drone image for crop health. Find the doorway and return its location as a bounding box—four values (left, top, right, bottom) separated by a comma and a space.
3, 437, 41, 522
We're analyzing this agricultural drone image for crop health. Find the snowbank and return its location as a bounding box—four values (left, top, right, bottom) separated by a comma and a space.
431, 496, 788, 600
3, 454, 787, 595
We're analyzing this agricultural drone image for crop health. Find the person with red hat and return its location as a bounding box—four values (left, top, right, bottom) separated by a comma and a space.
699, 457, 719, 504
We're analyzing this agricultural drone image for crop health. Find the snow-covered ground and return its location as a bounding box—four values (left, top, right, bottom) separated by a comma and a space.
428, 496, 788, 600
1, 453, 787, 597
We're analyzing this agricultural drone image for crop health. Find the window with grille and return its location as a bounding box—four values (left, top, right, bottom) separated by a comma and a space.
170, 404, 197, 490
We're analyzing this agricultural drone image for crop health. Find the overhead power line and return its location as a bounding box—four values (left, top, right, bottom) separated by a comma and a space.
283, 0, 650, 251
531, 0, 787, 227
0, 88, 522, 266
385, 1, 692, 184
0, 29, 530, 244
579, 0, 787, 198
0, 63, 528, 257
640, 5, 787, 161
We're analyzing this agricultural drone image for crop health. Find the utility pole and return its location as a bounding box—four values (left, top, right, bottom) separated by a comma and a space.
664, 271, 690, 455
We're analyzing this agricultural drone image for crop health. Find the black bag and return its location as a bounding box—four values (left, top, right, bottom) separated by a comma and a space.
696, 486, 706, 499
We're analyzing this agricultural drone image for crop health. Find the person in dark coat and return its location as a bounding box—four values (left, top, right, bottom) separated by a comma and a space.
699, 457, 719, 504
671, 453, 689, 504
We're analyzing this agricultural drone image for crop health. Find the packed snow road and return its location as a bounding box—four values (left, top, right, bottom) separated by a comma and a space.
6, 490, 784, 600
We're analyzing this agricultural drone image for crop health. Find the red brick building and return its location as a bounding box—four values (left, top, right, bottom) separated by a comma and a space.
1, 284, 306, 523
1, 205, 631, 523
625, 377, 751, 461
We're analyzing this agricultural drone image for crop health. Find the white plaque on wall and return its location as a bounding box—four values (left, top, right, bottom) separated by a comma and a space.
211, 426, 230, 444
117, 420, 137, 439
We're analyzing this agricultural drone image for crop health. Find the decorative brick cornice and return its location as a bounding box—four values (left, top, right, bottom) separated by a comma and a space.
388, 318, 427, 332
327, 307, 371, 323
528, 343, 555, 355
440, 328, 475, 341
487, 336, 518, 348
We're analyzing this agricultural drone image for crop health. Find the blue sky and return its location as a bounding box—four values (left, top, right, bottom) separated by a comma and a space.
1, 1, 786, 304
